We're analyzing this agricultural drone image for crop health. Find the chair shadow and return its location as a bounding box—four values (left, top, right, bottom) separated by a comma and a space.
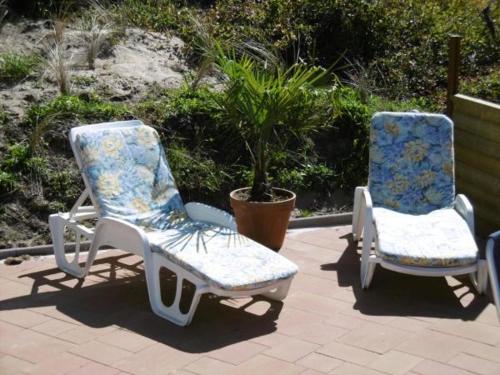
321, 233, 490, 321
0, 253, 283, 353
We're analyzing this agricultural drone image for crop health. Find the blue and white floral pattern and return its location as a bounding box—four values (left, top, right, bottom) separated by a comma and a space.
77, 126, 186, 230
369, 112, 455, 215
373, 207, 478, 267
148, 223, 298, 291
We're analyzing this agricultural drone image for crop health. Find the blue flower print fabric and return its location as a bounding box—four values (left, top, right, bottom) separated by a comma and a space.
368, 112, 455, 215
76, 125, 186, 230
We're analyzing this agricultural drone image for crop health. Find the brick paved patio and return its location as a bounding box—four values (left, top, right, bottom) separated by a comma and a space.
1, 225, 499, 374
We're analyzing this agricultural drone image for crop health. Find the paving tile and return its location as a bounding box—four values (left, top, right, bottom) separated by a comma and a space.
184, 356, 235, 375
368, 350, 423, 375
429, 320, 500, 345
263, 337, 318, 362
462, 342, 500, 364
337, 322, 407, 354
31, 318, 79, 336
69, 340, 132, 366
448, 352, 500, 375
0, 308, 51, 328
226, 354, 304, 375
97, 328, 157, 352
329, 363, 385, 375
324, 313, 366, 330
284, 292, 351, 318
290, 322, 348, 345
0, 320, 25, 336
411, 359, 474, 375
209, 341, 267, 365
295, 352, 343, 372
113, 343, 200, 375
0, 355, 33, 373
386, 317, 430, 333
298, 370, 325, 375
57, 325, 118, 344
22, 352, 89, 375
317, 342, 380, 366
67, 361, 121, 375
275, 307, 326, 336
0, 329, 76, 364
396, 330, 470, 362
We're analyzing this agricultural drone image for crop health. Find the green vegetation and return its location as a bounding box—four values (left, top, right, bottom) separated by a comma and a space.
0, 53, 41, 84
1, 0, 498, 246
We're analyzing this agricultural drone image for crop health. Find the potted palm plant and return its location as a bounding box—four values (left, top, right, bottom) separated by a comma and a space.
214, 49, 329, 250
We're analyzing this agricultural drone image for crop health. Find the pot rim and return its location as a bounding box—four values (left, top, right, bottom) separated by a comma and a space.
230, 187, 296, 204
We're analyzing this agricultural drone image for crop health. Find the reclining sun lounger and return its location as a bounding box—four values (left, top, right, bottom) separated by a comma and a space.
352, 112, 487, 292
49, 120, 298, 326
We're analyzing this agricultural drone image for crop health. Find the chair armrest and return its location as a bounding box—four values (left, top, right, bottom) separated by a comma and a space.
185, 202, 237, 231
94, 217, 150, 254
454, 194, 474, 234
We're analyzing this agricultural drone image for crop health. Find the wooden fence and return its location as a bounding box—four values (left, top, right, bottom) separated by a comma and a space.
453, 94, 500, 237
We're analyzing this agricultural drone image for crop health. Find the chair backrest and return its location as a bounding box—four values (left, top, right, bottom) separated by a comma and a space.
368, 112, 455, 215
71, 120, 185, 230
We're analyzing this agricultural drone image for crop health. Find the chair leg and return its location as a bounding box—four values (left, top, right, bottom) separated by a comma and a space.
261, 279, 292, 301
144, 253, 205, 326
352, 187, 365, 241
49, 214, 96, 278
470, 260, 488, 295
360, 222, 376, 289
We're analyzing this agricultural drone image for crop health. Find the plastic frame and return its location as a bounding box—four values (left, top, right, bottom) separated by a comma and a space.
486, 231, 500, 321
352, 186, 488, 293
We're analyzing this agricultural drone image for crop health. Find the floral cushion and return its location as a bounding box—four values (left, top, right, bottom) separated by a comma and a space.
373, 207, 478, 268
369, 112, 455, 215
147, 221, 298, 291
76, 125, 185, 230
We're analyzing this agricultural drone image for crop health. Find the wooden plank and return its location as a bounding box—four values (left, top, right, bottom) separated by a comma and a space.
455, 146, 500, 176
453, 94, 500, 125
456, 160, 500, 196
468, 200, 500, 230
456, 179, 500, 211
455, 128, 500, 160
476, 217, 499, 238
454, 112, 500, 141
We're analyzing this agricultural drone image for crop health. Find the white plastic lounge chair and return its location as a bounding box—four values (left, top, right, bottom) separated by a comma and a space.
49, 120, 298, 326
352, 112, 487, 292
486, 231, 500, 321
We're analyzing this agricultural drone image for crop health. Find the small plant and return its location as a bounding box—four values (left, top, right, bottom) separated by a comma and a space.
214, 45, 331, 201
78, 7, 111, 70
45, 43, 72, 95
0, 53, 41, 84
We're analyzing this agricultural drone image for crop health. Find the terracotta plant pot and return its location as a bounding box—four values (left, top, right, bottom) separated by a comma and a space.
230, 187, 296, 251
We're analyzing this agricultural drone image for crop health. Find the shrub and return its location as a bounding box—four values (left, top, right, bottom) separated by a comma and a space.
27, 94, 130, 125
461, 68, 500, 104
203, 0, 499, 100
0, 53, 41, 84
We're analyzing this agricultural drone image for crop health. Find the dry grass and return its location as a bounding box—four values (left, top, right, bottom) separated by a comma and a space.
46, 42, 72, 95
79, 1, 112, 70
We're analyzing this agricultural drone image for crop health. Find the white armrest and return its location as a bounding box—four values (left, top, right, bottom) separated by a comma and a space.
454, 194, 474, 234
185, 202, 237, 231
94, 217, 150, 254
